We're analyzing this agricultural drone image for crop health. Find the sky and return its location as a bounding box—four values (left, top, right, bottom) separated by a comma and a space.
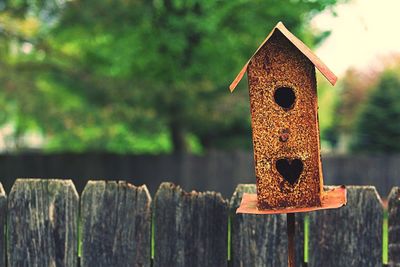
312, 0, 400, 77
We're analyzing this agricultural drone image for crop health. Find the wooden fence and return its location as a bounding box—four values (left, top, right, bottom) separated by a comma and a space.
1, 152, 400, 198
0, 179, 398, 266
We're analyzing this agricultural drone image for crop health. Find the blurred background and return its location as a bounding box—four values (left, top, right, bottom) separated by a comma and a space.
0, 0, 399, 197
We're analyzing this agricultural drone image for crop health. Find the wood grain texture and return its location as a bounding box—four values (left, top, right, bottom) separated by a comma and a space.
230, 184, 304, 267
389, 187, 400, 267
153, 182, 228, 267
0, 183, 5, 267
7, 179, 78, 267
81, 181, 151, 267
309, 186, 383, 267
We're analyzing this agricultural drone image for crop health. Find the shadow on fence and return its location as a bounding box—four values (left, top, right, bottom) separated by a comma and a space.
0, 179, 398, 266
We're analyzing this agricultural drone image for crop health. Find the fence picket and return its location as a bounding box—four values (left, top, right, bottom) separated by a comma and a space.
308, 186, 383, 267
1, 179, 392, 266
153, 182, 228, 267
230, 184, 304, 267
7, 179, 78, 267
389, 187, 400, 266
0, 183, 5, 267
81, 181, 151, 267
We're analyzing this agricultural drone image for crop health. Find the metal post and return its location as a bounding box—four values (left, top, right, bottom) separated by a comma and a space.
287, 213, 296, 267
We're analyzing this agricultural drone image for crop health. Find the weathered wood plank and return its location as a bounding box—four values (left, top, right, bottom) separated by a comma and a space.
230, 184, 304, 267
389, 187, 400, 266
81, 181, 151, 267
7, 179, 78, 267
294, 211, 304, 266
309, 186, 383, 267
0, 183, 6, 267
154, 182, 228, 267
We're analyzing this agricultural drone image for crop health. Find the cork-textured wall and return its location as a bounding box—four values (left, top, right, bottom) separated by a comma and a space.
247, 29, 323, 209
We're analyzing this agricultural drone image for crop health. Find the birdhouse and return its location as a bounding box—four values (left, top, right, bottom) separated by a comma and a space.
230, 22, 346, 213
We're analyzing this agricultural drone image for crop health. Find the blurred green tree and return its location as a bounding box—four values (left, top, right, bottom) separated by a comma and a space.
351, 70, 400, 153
328, 68, 377, 151
0, 0, 341, 154
315, 73, 340, 151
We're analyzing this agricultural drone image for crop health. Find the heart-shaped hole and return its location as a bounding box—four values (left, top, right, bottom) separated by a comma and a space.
276, 158, 303, 185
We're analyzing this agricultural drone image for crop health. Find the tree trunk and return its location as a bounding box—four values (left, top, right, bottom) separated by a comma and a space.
169, 119, 187, 154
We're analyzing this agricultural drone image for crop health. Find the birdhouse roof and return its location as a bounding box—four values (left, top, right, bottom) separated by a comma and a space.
229, 22, 337, 92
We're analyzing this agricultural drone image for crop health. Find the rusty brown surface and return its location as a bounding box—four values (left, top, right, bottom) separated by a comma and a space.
229, 21, 337, 92
248, 29, 323, 210
236, 186, 347, 214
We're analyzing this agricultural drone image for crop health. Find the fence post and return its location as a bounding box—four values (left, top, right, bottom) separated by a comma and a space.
7, 179, 79, 267
230, 184, 304, 267
308, 186, 383, 267
81, 181, 152, 267
0, 183, 5, 267
153, 182, 228, 267
388, 187, 400, 266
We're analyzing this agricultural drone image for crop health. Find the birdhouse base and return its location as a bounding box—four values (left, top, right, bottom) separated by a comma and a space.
236, 186, 346, 214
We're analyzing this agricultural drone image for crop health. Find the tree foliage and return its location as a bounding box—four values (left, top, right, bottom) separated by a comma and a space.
0, 0, 341, 153
326, 68, 377, 150
351, 70, 400, 153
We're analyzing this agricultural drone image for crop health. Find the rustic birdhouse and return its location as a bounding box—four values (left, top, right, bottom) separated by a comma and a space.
230, 22, 346, 213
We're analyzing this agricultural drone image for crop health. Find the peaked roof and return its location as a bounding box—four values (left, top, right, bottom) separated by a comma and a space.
229, 22, 337, 92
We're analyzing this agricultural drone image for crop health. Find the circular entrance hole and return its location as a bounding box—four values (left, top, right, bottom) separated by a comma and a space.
274, 87, 295, 110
